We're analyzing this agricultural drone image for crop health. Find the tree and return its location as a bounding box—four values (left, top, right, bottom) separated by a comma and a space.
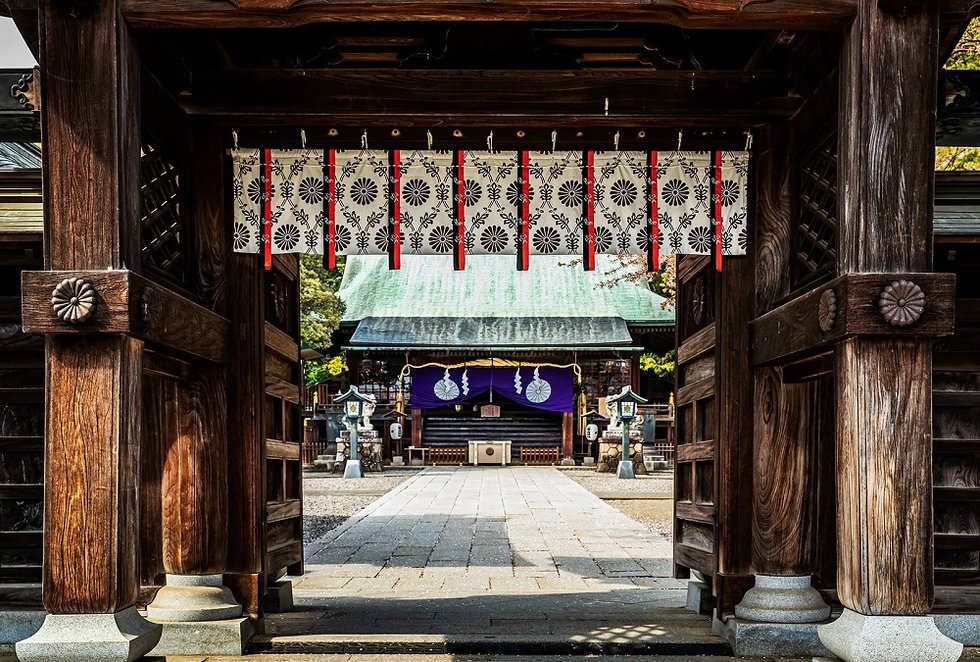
300, 255, 347, 385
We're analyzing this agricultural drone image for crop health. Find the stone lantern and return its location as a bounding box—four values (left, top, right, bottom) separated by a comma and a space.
335, 386, 375, 479
606, 386, 647, 479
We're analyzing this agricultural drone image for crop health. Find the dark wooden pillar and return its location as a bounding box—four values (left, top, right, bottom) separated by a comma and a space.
38, 0, 141, 617
835, 0, 938, 618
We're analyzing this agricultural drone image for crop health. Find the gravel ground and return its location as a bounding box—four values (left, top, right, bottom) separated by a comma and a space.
565, 469, 675, 540
302, 470, 416, 545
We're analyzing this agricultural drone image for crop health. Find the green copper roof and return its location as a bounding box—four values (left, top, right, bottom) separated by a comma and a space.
337, 255, 674, 324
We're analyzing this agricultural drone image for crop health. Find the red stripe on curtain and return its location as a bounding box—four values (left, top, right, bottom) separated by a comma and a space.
518, 150, 530, 271
325, 149, 336, 270
455, 150, 466, 271
714, 150, 723, 272
584, 151, 595, 271
262, 148, 272, 270
390, 150, 401, 270
649, 150, 659, 272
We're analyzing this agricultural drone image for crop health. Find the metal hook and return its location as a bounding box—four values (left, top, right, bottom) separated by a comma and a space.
744, 131, 754, 151
613, 131, 620, 152
604, 98, 610, 116
361, 130, 369, 149
232, 129, 239, 150
487, 130, 494, 152
300, 129, 307, 149
551, 130, 557, 152
427, 131, 434, 150
677, 130, 684, 152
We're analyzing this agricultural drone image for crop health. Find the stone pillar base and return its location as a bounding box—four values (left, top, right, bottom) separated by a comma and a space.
735, 575, 831, 624
934, 614, 980, 646
263, 578, 294, 613
147, 574, 243, 622
817, 609, 963, 662
560, 458, 576, 466
616, 460, 635, 479
344, 459, 364, 479
15, 606, 162, 662
686, 579, 715, 615
714, 610, 831, 657
0, 609, 44, 652
149, 617, 253, 656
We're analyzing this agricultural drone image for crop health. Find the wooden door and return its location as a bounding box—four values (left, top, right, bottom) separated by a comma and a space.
673, 256, 718, 580
263, 256, 305, 581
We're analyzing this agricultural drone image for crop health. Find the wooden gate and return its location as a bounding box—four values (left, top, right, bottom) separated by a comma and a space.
673, 252, 755, 616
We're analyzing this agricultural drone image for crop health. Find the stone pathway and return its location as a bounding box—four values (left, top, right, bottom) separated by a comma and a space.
264, 467, 720, 652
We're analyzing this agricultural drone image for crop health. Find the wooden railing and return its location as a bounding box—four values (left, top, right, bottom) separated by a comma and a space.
520, 447, 560, 466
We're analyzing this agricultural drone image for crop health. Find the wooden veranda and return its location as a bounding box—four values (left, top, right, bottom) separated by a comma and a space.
1, 0, 979, 660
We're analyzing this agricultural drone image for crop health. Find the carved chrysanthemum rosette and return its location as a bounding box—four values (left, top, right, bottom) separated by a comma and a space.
818, 288, 837, 333
879, 280, 925, 327
51, 278, 97, 325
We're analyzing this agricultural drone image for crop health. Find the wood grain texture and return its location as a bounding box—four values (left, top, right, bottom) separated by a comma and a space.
180, 70, 798, 123
225, 255, 265, 606
162, 365, 229, 575
835, 338, 933, 615
140, 376, 176, 590
43, 336, 143, 614
40, 1, 140, 271
752, 367, 820, 575
714, 250, 755, 616
192, 122, 228, 314
753, 124, 794, 315
22, 270, 231, 363
838, 0, 938, 274
750, 272, 956, 366
121, 0, 857, 29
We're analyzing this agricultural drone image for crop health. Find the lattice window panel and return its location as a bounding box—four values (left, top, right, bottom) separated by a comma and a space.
140, 143, 185, 284
795, 129, 838, 284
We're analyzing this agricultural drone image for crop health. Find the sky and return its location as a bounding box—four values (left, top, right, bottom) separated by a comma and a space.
0, 17, 36, 67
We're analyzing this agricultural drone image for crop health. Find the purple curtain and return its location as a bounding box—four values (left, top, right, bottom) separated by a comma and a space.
411, 366, 574, 413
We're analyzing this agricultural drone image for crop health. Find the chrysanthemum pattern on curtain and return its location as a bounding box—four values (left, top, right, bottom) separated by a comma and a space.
232, 149, 750, 261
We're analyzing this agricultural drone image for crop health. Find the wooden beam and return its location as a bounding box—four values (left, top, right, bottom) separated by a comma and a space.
21, 270, 231, 364
750, 273, 956, 366
181, 69, 799, 123
121, 0, 857, 29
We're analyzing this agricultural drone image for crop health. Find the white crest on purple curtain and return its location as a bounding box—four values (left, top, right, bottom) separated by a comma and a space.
529, 151, 583, 255
434, 368, 460, 401
593, 151, 647, 255
525, 367, 552, 403
334, 149, 389, 255
465, 151, 519, 255
657, 151, 714, 255
231, 149, 262, 254
399, 150, 454, 255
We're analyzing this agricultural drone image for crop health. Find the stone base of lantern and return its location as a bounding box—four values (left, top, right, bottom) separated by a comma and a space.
337, 430, 383, 473
596, 432, 646, 475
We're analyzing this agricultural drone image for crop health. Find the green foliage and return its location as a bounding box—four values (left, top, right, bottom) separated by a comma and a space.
639, 350, 676, 378
938, 19, 980, 171
305, 354, 348, 385
300, 254, 345, 351
947, 18, 980, 70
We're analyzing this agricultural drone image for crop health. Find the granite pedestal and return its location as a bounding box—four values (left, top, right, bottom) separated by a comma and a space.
817, 609, 963, 662
146, 573, 251, 656
15, 606, 162, 662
